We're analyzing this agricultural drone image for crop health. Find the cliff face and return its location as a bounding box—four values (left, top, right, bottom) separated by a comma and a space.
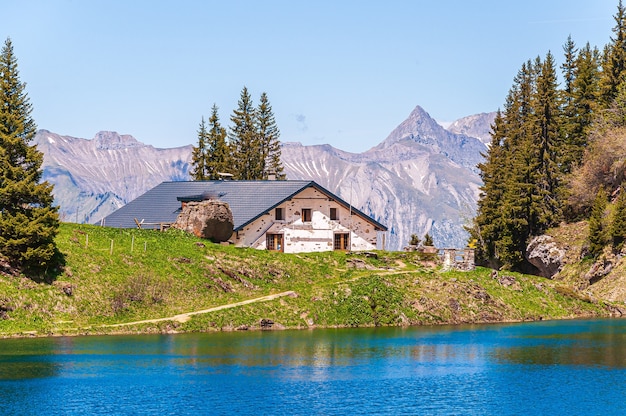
36, 105, 492, 250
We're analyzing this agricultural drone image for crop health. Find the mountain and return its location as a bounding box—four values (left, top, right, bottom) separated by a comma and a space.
281, 106, 486, 250
446, 112, 496, 146
35, 130, 192, 224
35, 105, 490, 250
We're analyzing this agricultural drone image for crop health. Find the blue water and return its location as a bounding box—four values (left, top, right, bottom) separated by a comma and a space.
1, 319, 626, 415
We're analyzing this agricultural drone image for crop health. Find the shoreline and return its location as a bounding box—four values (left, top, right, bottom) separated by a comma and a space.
1, 310, 614, 340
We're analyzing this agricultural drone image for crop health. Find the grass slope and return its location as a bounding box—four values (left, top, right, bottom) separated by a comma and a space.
0, 223, 614, 338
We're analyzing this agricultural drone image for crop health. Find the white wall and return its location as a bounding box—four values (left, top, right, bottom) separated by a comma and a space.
233, 187, 382, 253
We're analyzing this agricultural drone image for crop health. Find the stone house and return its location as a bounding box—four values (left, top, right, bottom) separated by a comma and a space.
102, 180, 388, 253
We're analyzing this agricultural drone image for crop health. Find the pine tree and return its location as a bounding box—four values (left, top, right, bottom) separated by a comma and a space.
561, 43, 600, 174
560, 36, 579, 174
529, 52, 562, 232
611, 185, 626, 251
205, 104, 231, 180
257, 92, 285, 180
229, 86, 262, 180
469, 111, 508, 263
600, 0, 626, 107
408, 234, 420, 246
472, 54, 564, 269
495, 59, 540, 268
423, 233, 434, 247
0, 38, 59, 272
561, 35, 578, 104
190, 117, 208, 180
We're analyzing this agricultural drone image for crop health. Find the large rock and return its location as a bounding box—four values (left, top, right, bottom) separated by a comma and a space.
525, 235, 565, 278
172, 200, 233, 242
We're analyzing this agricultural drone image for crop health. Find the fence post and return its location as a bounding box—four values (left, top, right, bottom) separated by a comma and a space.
110, 239, 114, 256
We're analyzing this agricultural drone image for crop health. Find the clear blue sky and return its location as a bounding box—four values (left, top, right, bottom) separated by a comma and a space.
2, 0, 618, 152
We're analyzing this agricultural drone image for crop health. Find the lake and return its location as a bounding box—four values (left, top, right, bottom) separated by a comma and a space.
1, 318, 625, 415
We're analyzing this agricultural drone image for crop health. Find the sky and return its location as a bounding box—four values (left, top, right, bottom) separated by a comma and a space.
1, 0, 619, 153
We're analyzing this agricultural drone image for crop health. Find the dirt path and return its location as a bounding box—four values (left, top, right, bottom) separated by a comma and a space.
104, 291, 296, 328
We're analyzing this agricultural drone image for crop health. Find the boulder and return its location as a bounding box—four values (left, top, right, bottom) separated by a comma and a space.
584, 254, 616, 284
525, 235, 565, 278
172, 200, 234, 242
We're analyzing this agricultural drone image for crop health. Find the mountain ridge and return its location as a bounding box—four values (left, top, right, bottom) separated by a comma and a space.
35, 106, 495, 250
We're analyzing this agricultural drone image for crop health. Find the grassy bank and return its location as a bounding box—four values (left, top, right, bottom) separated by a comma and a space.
0, 223, 614, 338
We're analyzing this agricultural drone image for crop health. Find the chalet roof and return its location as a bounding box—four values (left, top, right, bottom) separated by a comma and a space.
102, 180, 388, 232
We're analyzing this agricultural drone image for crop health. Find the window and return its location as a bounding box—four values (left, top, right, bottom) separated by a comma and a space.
266, 234, 283, 251
275, 207, 284, 221
330, 208, 338, 220
334, 233, 349, 250
301, 208, 312, 222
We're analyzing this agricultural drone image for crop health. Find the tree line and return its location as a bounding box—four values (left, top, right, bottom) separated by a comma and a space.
469, 1, 626, 270
191, 87, 285, 181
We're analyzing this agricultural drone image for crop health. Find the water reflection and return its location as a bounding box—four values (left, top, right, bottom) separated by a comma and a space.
0, 338, 60, 380
491, 319, 626, 368
1, 319, 625, 415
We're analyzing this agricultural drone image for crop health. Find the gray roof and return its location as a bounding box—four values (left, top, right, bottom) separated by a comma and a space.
103, 180, 387, 232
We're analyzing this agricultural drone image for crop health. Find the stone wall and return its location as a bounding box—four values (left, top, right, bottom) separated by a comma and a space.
442, 248, 475, 271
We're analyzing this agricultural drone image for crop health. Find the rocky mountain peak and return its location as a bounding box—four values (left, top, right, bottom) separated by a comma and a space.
368, 105, 487, 173
93, 131, 145, 150
446, 112, 496, 146
378, 105, 446, 148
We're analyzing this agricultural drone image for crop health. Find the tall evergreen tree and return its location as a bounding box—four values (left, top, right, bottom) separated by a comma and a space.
470, 111, 508, 264
495, 59, 540, 268
529, 51, 562, 231
229, 86, 262, 180
560, 36, 579, 174
561, 35, 578, 105
561, 43, 600, 174
611, 185, 626, 251
205, 104, 231, 180
190, 117, 209, 180
472, 54, 564, 269
600, 0, 626, 107
257, 92, 285, 180
0, 38, 59, 272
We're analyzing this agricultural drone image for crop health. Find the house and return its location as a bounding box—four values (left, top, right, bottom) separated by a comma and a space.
102, 180, 388, 253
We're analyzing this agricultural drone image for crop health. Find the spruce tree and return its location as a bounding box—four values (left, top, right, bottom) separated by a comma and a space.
530, 51, 562, 232
588, 188, 608, 258
473, 54, 564, 269
205, 104, 231, 180
191, 117, 209, 180
560, 36, 579, 174
562, 43, 600, 174
495, 59, 540, 268
611, 185, 626, 251
469, 111, 508, 263
0, 38, 59, 272
257, 92, 285, 180
600, 0, 626, 107
561, 35, 578, 105
229, 86, 262, 180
